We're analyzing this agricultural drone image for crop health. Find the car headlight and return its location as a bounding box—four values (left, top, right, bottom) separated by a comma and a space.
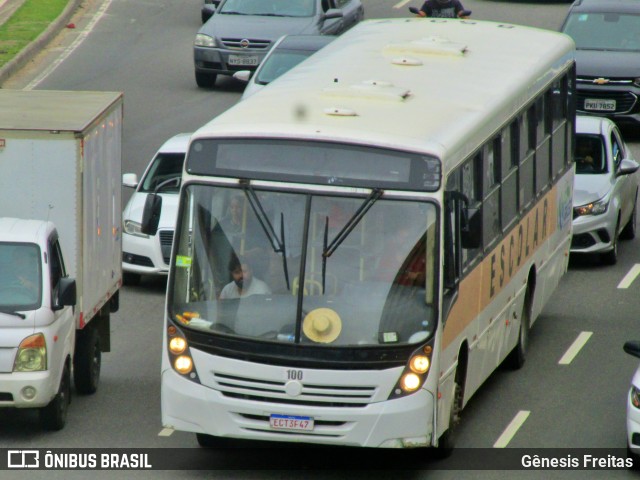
195, 34, 216, 47
14, 333, 47, 372
573, 198, 608, 217
631, 386, 640, 409
123, 220, 149, 238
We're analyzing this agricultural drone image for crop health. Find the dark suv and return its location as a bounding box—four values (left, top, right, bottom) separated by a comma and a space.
560, 0, 640, 127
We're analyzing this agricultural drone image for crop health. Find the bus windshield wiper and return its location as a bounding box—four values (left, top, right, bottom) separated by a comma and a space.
323, 189, 383, 259
240, 181, 290, 290
321, 189, 383, 292
0, 308, 26, 319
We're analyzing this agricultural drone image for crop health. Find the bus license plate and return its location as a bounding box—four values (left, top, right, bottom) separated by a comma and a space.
269, 414, 314, 431
584, 98, 616, 112
228, 55, 259, 66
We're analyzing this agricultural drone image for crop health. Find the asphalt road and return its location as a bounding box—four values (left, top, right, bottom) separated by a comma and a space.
2, 0, 640, 478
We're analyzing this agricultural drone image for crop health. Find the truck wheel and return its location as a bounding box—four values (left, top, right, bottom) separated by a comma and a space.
74, 325, 101, 395
40, 363, 70, 431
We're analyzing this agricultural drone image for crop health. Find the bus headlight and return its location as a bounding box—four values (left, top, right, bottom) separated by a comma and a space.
388, 342, 434, 399
174, 355, 193, 375
14, 333, 47, 372
401, 373, 421, 392
167, 322, 200, 382
409, 355, 430, 374
169, 336, 187, 355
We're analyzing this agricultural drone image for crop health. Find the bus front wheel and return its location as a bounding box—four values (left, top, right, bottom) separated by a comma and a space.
435, 376, 462, 457
196, 433, 233, 448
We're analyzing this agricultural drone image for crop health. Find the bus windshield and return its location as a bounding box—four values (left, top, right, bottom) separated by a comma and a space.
169, 184, 438, 347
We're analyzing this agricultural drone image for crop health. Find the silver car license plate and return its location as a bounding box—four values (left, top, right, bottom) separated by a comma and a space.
228, 55, 259, 66
584, 98, 616, 112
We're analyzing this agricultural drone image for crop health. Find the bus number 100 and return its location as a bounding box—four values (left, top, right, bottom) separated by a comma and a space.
287, 370, 303, 380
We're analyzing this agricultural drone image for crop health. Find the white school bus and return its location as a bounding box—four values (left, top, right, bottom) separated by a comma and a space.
148, 18, 576, 450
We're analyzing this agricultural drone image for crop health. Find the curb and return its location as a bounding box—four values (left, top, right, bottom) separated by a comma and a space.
0, 0, 82, 86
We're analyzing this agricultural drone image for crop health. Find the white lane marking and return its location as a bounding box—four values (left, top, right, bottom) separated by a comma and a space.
158, 428, 174, 437
618, 264, 640, 289
558, 331, 592, 365
26, 0, 113, 90
493, 410, 530, 448
393, 0, 413, 9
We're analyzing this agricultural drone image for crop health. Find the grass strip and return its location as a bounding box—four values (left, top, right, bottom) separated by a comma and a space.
0, 0, 69, 67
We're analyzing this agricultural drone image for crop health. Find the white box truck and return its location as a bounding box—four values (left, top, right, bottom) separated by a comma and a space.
0, 90, 123, 430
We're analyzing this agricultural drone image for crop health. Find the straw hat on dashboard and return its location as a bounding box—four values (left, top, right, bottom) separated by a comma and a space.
303, 308, 342, 343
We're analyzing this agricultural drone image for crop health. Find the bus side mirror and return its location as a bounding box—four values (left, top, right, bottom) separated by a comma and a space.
141, 193, 162, 236
461, 207, 481, 249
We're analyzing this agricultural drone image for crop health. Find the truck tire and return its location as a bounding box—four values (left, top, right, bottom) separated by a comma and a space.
40, 362, 70, 431
74, 324, 101, 395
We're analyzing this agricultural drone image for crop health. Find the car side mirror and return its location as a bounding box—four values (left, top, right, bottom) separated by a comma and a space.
54, 277, 76, 310
624, 340, 640, 359
141, 193, 162, 236
122, 173, 139, 188
233, 70, 251, 83
323, 9, 343, 20
202, 3, 217, 22
617, 158, 640, 177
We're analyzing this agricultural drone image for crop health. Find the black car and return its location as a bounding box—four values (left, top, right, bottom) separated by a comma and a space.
560, 0, 640, 127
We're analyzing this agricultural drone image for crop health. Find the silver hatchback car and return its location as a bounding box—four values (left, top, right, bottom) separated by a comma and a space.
194, 0, 363, 88
571, 115, 640, 264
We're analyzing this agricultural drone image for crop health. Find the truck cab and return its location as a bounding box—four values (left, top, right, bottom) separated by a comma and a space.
0, 218, 77, 430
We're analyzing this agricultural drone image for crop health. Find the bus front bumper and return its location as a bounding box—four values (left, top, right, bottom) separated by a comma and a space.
161, 368, 435, 448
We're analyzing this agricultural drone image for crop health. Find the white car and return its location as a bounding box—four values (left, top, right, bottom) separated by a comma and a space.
233, 35, 335, 100
121, 133, 191, 284
625, 341, 640, 463
571, 115, 639, 265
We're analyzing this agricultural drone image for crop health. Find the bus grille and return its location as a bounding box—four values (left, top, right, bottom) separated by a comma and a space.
213, 372, 377, 407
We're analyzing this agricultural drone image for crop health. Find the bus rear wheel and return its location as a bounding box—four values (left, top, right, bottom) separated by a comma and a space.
506, 288, 531, 370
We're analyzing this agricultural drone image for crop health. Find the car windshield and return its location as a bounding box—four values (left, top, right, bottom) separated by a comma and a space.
575, 134, 607, 174
220, 0, 316, 17
169, 185, 439, 347
0, 243, 42, 310
563, 12, 640, 51
255, 50, 313, 84
140, 152, 185, 193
